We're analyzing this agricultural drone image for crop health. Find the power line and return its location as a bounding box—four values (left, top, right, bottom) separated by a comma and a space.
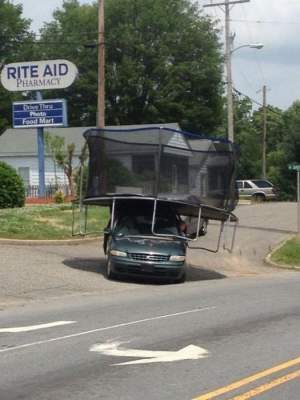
231, 18, 300, 25
233, 87, 283, 115
240, 4, 266, 84
233, 87, 262, 106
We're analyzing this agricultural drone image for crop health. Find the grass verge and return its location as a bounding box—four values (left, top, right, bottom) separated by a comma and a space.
0, 204, 109, 240
271, 236, 300, 267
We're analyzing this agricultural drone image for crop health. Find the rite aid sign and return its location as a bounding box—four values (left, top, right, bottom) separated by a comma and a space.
0, 59, 78, 92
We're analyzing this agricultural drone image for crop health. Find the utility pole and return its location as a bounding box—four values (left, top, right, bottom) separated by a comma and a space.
97, 0, 105, 128
262, 85, 267, 178
204, 0, 250, 142
225, 1, 234, 143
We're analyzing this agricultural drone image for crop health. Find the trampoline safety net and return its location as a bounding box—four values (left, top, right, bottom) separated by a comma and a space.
83, 127, 238, 219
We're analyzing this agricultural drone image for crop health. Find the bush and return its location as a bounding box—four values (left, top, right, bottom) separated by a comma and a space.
0, 162, 25, 208
53, 190, 65, 204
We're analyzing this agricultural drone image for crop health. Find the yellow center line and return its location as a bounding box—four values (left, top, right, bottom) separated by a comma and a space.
228, 369, 300, 400
192, 356, 300, 400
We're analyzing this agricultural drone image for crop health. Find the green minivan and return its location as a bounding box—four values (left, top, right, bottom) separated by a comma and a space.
104, 202, 187, 283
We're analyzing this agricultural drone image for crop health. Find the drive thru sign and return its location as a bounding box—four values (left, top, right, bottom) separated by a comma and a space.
13, 99, 67, 128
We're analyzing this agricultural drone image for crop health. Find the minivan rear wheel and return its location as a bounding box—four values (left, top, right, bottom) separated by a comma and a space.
253, 193, 265, 202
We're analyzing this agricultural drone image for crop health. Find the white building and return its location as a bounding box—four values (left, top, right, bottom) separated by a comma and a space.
0, 126, 88, 187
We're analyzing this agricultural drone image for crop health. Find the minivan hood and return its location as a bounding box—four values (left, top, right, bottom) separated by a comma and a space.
111, 236, 186, 256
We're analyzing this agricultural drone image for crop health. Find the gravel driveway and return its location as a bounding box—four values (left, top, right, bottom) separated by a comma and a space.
0, 202, 297, 309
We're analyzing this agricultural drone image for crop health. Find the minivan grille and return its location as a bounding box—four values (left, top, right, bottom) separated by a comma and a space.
128, 253, 169, 262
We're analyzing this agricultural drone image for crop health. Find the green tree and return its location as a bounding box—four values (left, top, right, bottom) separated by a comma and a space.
233, 96, 261, 178
105, 0, 223, 133
45, 133, 89, 197
223, 93, 299, 199
0, 0, 35, 133
253, 106, 285, 155
251, 105, 285, 186
44, 133, 75, 195
45, 133, 65, 186
38, 0, 98, 126
37, 0, 224, 133
283, 101, 300, 165
277, 101, 300, 199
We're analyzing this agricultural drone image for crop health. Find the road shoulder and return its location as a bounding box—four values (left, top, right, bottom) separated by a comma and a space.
264, 235, 300, 271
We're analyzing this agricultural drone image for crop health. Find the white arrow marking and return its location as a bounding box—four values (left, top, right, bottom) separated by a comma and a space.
90, 341, 209, 365
0, 321, 76, 333
0, 307, 215, 353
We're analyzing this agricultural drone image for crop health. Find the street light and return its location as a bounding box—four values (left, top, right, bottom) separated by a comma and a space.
226, 43, 264, 142
231, 43, 264, 54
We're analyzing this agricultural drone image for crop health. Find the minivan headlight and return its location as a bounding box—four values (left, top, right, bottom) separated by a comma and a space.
169, 255, 185, 262
110, 250, 127, 257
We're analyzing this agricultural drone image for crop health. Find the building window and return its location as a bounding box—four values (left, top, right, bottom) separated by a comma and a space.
18, 167, 30, 186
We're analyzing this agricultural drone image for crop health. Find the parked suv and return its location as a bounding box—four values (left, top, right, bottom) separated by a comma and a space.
236, 179, 279, 201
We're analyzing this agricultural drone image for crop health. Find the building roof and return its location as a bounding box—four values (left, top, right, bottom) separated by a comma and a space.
0, 123, 180, 157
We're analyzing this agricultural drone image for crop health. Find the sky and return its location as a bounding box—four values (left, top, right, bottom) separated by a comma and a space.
12, 0, 300, 111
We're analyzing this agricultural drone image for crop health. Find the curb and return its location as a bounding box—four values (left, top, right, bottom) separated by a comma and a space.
264, 235, 300, 271
0, 236, 103, 246
238, 200, 252, 205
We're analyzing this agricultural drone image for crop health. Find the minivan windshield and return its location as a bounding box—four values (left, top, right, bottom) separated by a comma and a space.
114, 215, 180, 236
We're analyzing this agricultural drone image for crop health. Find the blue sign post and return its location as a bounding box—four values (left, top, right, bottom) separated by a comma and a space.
36, 92, 45, 198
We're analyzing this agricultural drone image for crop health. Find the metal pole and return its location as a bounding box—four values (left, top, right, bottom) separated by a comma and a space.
36, 91, 45, 197
262, 85, 267, 178
225, 0, 234, 142
97, 0, 105, 128
203, 1, 251, 143
155, 128, 162, 196
297, 170, 300, 236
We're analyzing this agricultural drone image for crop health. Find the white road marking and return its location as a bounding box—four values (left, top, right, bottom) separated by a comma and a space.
90, 341, 209, 365
0, 321, 76, 333
0, 306, 216, 353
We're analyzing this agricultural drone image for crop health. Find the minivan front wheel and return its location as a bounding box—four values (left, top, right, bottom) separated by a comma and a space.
106, 257, 116, 280
173, 271, 186, 284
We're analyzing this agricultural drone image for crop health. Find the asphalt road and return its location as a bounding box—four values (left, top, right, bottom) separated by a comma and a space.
0, 202, 298, 310
0, 202, 299, 399
0, 272, 299, 400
